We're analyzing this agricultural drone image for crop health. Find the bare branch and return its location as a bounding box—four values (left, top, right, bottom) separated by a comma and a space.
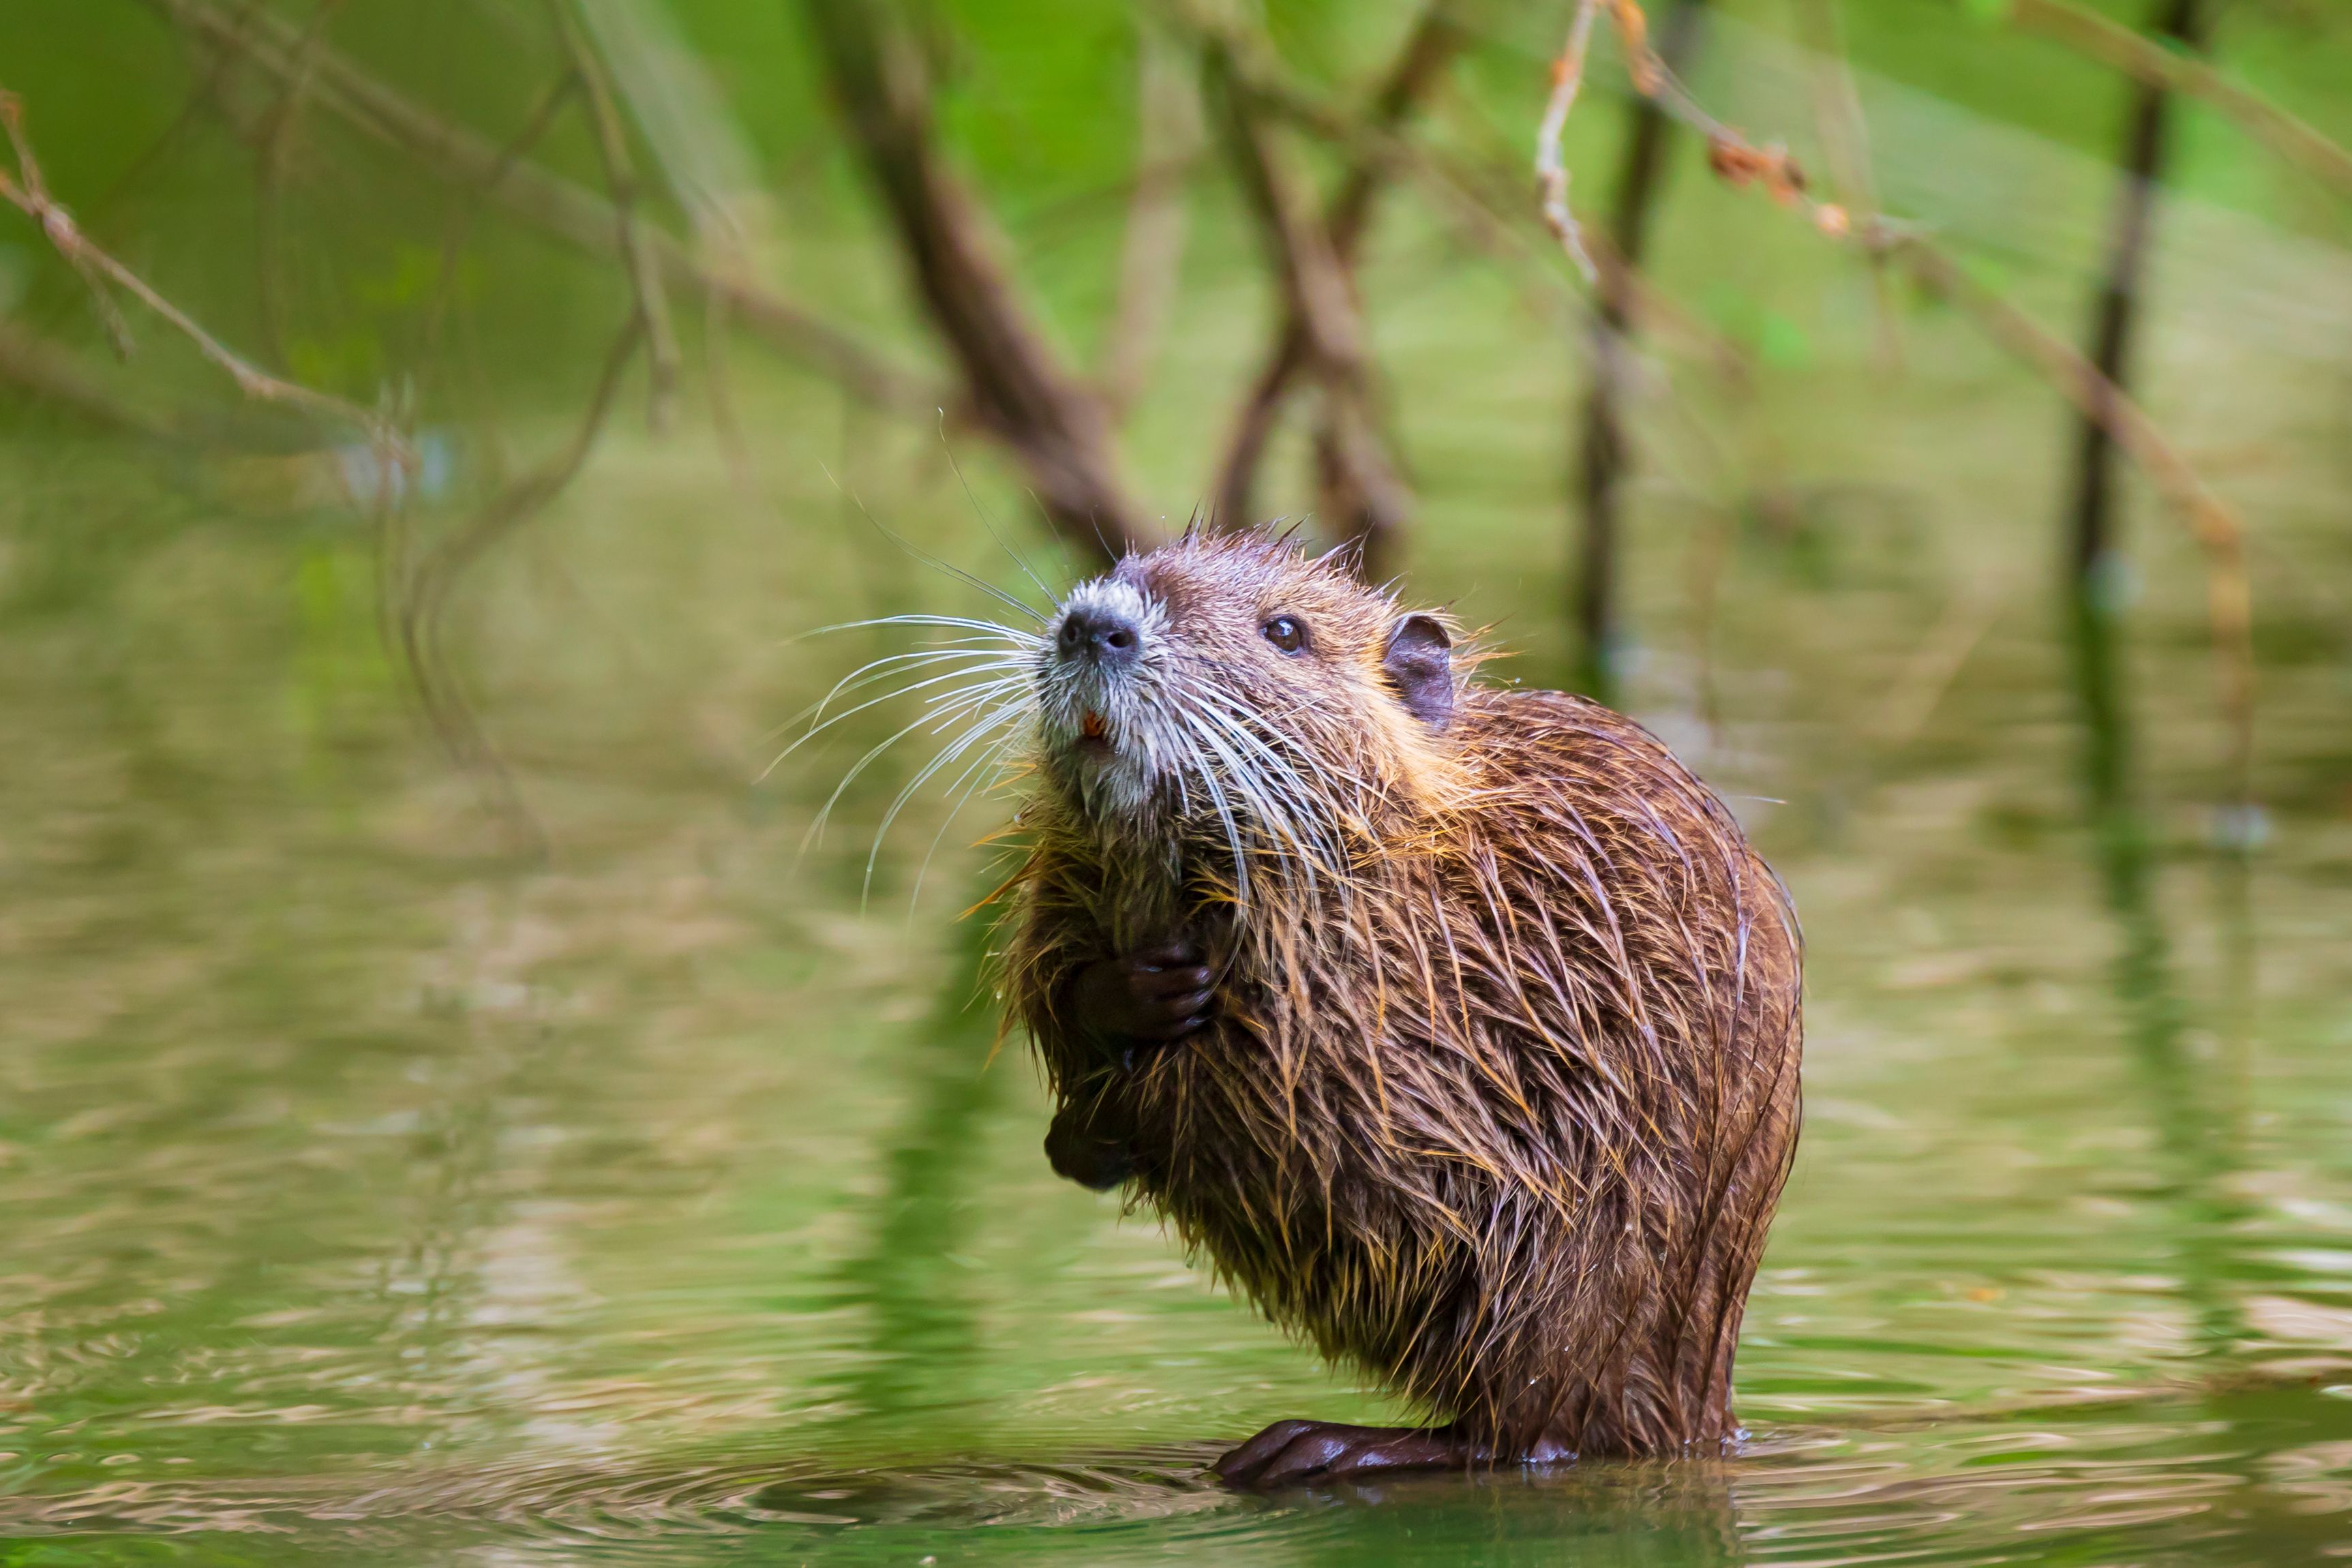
1536, 0, 1608, 282
1789, 0, 1899, 364
252, 0, 349, 368
800, 0, 1157, 564
393, 314, 646, 854
1204, 41, 1408, 572
1099, 22, 1201, 421
140, 0, 940, 417
1886, 232, 2252, 795
1183, 1, 1462, 568
547, 0, 682, 429
1527, 0, 2254, 796
1257, 60, 1751, 381
2008, 0, 2352, 204
0, 89, 401, 449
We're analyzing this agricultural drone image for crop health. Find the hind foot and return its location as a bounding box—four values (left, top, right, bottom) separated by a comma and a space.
1212, 1421, 1482, 1488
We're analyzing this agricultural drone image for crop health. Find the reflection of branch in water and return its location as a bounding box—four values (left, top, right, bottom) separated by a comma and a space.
388, 316, 645, 854
2068, 590, 2246, 1361
834, 901, 1007, 1428
1293, 1458, 1744, 1565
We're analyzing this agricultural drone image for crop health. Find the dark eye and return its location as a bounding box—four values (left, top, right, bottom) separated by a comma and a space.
1261, 615, 1308, 654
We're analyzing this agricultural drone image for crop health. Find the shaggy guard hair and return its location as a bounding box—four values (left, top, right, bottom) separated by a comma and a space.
849, 530, 1803, 1459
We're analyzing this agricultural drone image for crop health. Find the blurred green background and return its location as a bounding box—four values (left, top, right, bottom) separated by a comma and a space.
2, 0, 2351, 1562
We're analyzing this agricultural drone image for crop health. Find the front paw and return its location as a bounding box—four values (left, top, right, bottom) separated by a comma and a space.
1044, 1100, 1138, 1191
1070, 943, 1216, 1048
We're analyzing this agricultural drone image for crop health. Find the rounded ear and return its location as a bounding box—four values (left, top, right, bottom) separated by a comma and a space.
1381, 614, 1455, 729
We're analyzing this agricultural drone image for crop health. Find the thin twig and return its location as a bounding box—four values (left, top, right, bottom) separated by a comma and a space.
2007, 0, 2352, 203
1527, 0, 2254, 797
1888, 233, 2253, 798
0, 89, 399, 448
421, 68, 582, 369
800, 0, 1156, 563
1389, 80, 1758, 381
1536, 0, 1608, 282
1790, 0, 1900, 365
1099, 20, 1199, 420
1539, 0, 1844, 252
252, 0, 349, 368
1185, 1, 1461, 563
395, 314, 646, 854
140, 0, 939, 417
547, 0, 681, 429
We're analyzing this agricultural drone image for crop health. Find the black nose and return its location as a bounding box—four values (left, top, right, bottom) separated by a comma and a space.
1057, 606, 1141, 669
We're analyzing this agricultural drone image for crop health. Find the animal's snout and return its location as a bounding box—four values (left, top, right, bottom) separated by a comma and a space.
1057, 605, 1141, 671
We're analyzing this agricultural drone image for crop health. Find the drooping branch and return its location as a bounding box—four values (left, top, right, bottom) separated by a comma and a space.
546, 0, 682, 429
1099, 20, 1201, 420
1189, 2, 1464, 571
137, 0, 940, 417
1204, 42, 1408, 575
800, 0, 1157, 565
2005, 0, 2352, 204
0, 89, 400, 451
1532, 0, 2254, 797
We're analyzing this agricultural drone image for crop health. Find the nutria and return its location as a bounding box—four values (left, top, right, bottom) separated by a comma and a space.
982, 530, 1800, 1485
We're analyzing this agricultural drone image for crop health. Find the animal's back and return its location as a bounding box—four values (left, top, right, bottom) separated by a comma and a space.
1080, 688, 1801, 1457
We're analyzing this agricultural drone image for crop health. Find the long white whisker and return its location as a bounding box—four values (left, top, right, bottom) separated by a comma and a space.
763, 667, 1030, 781
802, 679, 1032, 843
767, 649, 1029, 745
904, 731, 1029, 916
863, 699, 1034, 902
1178, 689, 1348, 855
815, 463, 1049, 627
806, 614, 1046, 644
1181, 711, 1338, 900
1175, 717, 1254, 910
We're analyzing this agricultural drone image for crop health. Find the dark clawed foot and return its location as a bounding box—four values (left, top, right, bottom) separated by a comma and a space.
1212, 1421, 1480, 1489
1072, 942, 1217, 1049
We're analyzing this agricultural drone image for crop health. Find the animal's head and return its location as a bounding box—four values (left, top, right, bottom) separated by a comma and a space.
1032, 532, 1466, 869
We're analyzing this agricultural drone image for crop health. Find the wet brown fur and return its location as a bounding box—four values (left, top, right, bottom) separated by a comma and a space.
1003, 533, 1802, 1459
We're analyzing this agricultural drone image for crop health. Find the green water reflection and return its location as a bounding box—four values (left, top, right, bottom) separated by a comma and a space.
2, 7, 2351, 1552
2, 406, 2350, 1565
